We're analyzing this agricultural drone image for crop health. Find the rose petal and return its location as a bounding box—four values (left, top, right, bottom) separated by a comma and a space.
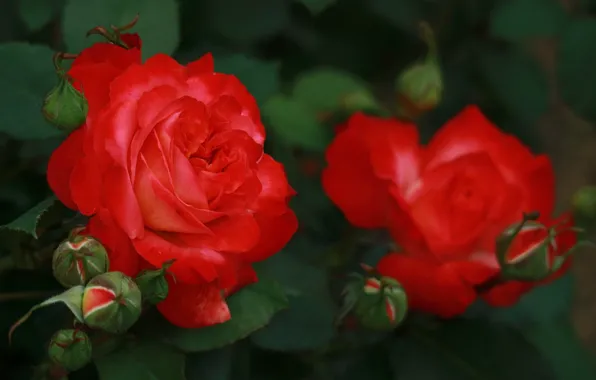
85, 210, 139, 277
376, 253, 482, 318
157, 279, 231, 328
244, 210, 298, 262
186, 53, 215, 76
47, 128, 85, 209
102, 165, 144, 239
252, 154, 295, 215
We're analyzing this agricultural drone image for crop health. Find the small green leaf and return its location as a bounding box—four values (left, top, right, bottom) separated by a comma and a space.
391, 319, 555, 379
0, 43, 64, 140
162, 278, 289, 352
250, 294, 336, 351
62, 0, 180, 61
296, 0, 337, 15
263, 95, 330, 151
1, 196, 58, 238
205, 0, 290, 44
18, 0, 64, 32
95, 341, 185, 380
9, 285, 84, 344
215, 54, 280, 105
558, 18, 596, 123
477, 47, 548, 125
490, 0, 568, 41
292, 69, 375, 113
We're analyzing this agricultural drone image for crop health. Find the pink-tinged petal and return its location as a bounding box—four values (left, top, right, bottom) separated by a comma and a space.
376, 253, 479, 318
355, 114, 422, 198
244, 210, 298, 262
186, 74, 264, 145
85, 210, 139, 277
322, 115, 393, 228
47, 128, 85, 209
182, 213, 261, 253
170, 144, 210, 209
69, 154, 103, 216
102, 165, 144, 239
93, 100, 138, 170
252, 154, 295, 215
186, 53, 214, 76
133, 229, 222, 284
108, 54, 186, 104
157, 279, 231, 329
425, 106, 537, 176
134, 155, 211, 234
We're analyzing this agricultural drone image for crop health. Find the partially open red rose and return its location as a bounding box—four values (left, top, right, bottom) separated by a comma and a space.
322, 105, 575, 318
47, 37, 298, 328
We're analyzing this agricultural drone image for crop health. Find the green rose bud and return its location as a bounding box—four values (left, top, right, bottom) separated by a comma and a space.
354, 276, 408, 330
573, 186, 596, 220
82, 272, 142, 334
134, 260, 174, 305
53, 228, 109, 288
396, 22, 442, 119
339, 273, 408, 331
47, 329, 92, 372
42, 57, 88, 132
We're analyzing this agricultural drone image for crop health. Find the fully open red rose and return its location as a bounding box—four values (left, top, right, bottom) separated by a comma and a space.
47, 37, 298, 328
322, 105, 576, 318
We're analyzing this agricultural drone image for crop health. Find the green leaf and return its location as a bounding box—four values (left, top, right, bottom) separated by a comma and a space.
95, 341, 185, 380
391, 319, 555, 379
477, 46, 548, 125
185, 345, 251, 380
18, 0, 64, 32
263, 95, 330, 151
296, 0, 337, 15
204, 0, 290, 44
0, 43, 64, 140
1, 196, 58, 238
525, 321, 596, 380
367, 0, 422, 33
558, 18, 596, 123
292, 69, 376, 113
62, 0, 180, 60
490, 0, 568, 41
214, 54, 280, 105
162, 278, 288, 352
250, 294, 336, 351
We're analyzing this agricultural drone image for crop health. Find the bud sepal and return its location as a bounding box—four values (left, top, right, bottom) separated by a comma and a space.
134, 259, 175, 305
48, 329, 92, 372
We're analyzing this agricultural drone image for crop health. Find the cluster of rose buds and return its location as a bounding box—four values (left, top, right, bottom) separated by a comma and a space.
8, 224, 170, 372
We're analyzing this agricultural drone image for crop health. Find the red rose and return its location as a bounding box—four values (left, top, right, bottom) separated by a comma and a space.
322, 105, 575, 318
47, 38, 298, 328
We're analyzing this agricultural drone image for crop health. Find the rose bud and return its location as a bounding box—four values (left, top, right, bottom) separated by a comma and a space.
82, 272, 142, 334
134, 260, 174, 305
52, 229, 109, 288
47, 329, 92, 372
42, 69, 88, 132
396, 22, 442, 119
573, 186, 596, 220
344, 275, 408, 331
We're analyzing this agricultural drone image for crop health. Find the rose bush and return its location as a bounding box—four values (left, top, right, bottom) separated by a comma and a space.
46, 35, 298, 328
323, 105, 576, 318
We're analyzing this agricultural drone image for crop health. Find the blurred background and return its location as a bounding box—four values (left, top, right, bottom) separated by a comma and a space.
1, 0, 596, 363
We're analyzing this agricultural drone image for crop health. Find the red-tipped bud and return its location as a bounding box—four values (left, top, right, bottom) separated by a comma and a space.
47, 329, 92, 372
